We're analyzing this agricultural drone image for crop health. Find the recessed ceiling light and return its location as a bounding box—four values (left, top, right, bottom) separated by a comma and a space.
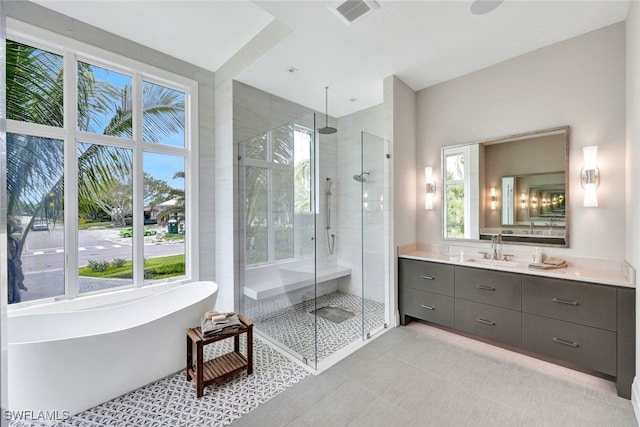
287, 66, 298, 73
470, 0, 503, 15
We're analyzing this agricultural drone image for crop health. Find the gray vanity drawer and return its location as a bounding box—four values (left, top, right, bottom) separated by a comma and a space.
522, 313, 616, 376
455, 266, 522, 310
454, 299, 521, 347
522, 276, 616, 332
402, 287, 454, 328
399, 259, 454, 296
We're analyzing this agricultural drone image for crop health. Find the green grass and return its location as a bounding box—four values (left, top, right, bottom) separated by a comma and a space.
79, 254, 185, 280
160, 233, 185, 241
78, 221, 113, 230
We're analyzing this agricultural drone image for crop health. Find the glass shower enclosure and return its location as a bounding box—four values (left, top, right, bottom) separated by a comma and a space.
238, 113, 388, 371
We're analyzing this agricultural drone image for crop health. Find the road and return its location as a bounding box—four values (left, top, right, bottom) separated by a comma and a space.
14, 225, 186, 302
20, 225, 184, 273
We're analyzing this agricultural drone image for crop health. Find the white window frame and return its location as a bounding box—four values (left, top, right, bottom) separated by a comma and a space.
244, 125, 314, 266
6, 19, 199, 306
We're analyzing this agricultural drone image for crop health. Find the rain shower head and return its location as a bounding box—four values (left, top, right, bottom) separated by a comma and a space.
353, 172, 370, 182
318, 126, 338, 135
318, 86, 337, 135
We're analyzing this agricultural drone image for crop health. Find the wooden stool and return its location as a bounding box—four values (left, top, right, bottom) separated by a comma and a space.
186, 314, 253, 397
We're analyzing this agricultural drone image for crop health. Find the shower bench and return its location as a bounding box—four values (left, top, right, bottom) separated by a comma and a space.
243, 263, 351, 300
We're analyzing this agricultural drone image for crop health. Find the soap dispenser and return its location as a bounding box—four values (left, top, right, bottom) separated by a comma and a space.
533, 247, 542, 264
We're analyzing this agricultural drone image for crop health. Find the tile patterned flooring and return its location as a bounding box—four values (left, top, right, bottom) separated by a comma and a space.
245, 291, 386, 363
231, 322, 638, 427
11, 337, 309, 427
10, 318, 637, 426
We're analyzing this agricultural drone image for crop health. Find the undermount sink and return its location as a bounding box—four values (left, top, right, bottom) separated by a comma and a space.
466, 258, 519, 268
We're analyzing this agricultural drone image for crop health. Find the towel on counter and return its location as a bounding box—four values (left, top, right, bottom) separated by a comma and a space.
528, 257, 568, 270
201, 313, 244, 337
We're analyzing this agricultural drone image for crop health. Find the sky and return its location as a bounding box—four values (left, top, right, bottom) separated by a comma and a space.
88, 65, 185, 190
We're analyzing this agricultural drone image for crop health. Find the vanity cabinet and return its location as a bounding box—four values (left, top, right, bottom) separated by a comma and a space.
521, 275, 617, 376
399, 259, 454, 327
455, 266, 522, 310
522, 313, 616, 375
397, 257, 636, 399
521, 276, 616, 331
454, 266, 522, 347
454, 298, 521, 347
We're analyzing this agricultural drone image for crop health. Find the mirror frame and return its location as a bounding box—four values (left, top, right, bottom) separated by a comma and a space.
441, 125, 570, 247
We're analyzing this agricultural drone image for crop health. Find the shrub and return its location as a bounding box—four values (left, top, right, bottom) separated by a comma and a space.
87, 259, 110, 272
112, 257, 127, 268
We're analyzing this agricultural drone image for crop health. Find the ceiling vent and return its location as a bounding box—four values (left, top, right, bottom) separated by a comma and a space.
330, 0, 379, 25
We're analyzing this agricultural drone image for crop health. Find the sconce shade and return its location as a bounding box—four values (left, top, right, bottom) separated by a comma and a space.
583, 184, 598, 207
581, 145, 600, 207
583, 146, 598, 169
425, 167, 436, 210
490, 187, 497, 210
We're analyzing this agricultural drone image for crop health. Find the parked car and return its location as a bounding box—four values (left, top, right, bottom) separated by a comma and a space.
119, 227, 157, 237
31, 219, 49, 231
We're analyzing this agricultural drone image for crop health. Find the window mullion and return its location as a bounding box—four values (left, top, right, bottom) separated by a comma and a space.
132, 73, 144, 287
64, 52, 79, 299
267, 132, 275, 262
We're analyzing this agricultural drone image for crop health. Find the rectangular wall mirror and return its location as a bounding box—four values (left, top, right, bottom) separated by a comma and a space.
442, 126, 570, 247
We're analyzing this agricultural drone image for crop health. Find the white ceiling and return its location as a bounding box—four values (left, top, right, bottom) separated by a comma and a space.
32, 0, 630, 118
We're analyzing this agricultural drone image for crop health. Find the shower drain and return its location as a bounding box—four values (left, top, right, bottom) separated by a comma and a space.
311, 305, 356, 323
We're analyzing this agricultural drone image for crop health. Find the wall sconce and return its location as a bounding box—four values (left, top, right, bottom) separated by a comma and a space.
425, 167, 436, 210
581, 145, 600, 207
520, 192, 527, 210
490, 187, 497, 210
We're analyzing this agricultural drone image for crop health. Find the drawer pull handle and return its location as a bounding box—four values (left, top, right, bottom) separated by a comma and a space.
421, 304, 435, 310
476, 284, 496, 291
552, 298, 579, 306
420, 275, 435, 280
476, 318, 496, 326
552, 337, 579, 347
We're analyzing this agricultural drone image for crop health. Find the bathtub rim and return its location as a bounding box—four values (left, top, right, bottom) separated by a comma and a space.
8, 279, 208, 315
8, 280, 218, 345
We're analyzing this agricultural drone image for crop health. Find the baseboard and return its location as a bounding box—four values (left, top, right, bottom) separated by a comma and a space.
632, 377, 640, 426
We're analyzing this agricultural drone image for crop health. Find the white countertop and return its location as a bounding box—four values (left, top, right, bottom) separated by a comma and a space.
399, 249, 635, 289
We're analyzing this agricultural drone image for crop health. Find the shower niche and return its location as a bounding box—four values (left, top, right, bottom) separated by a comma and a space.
237, 110, 389, 371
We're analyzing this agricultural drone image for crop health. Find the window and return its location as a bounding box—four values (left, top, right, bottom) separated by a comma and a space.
244, 124, 314, 266
6, 29, 197, 304
442, 144, 480, 240
443, 148, 466, 239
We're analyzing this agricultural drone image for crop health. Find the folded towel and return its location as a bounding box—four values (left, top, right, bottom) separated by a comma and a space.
543, 257, 566, 266
201, 313, 244, 337
528, 260, 567, 270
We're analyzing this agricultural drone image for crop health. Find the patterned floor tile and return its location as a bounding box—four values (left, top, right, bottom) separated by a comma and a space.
6, 338, 309, 427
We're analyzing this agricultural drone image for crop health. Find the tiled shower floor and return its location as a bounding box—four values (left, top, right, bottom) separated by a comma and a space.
245, 291, 386, 363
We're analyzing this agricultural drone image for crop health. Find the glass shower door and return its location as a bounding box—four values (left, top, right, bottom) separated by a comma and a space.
239, 113, 318, 369
360, 131, 388, 338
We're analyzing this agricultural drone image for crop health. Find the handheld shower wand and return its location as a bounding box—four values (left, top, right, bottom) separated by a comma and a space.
326, 178, 335, 254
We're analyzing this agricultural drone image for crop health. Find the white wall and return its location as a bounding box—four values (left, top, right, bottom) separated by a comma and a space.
385, 75, 417, 326
214, 21, 292, 312
335, 105, 384, 301
625, 0, 640, 413
416, 23, 626, 259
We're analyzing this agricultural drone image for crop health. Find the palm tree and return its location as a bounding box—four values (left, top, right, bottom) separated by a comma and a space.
6, 39, 185, 303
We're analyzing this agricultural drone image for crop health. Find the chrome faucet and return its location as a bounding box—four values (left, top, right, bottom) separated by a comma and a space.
529, 221, 535, 234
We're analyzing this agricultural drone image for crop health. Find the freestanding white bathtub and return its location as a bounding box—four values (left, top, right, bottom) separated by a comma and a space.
8, 281, 218, 416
